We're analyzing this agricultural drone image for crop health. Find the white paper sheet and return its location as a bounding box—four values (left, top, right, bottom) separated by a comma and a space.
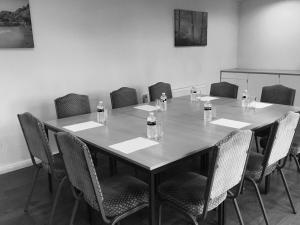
251, 102, 273, 109
109, 137, 159, 154
210, 118, 251, 129
134, 105, 158, 112
197, 96, 219, 102
63, 121, 103, 132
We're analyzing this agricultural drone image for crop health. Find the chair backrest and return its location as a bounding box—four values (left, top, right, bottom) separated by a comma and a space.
261, 84, 296, 106
148, 82, 172, 102
210, 82, 239, 99
17, 112, 53, 169
110, 87, 138, 109
54, 93, 91, 119
55, 132, 107, 220
207, 130, 252, 200
265, 111, 300, 167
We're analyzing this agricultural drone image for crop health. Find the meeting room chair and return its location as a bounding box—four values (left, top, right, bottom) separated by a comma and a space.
148, 82, 172, 102
261, 84, 296, 106
54, 93, 91, 119
291, 135, 300, 172
158, 130, 253, 225
17, 112, 67, 225
244, 111, 299, 225
210, 82, 239, 99
255, 85, 296, 151
110, 87, 138, 109
55, 132, 149, 225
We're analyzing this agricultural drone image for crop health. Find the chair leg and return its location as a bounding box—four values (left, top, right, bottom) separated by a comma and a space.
218, 202, 225, 225
264, 175, 271, 194
24, 167, 41, 212
232, 198, 244, 225
48, 172, 53, 194
291, 154, 300, 172
158, 204, 162, 225
255, 136, 260, 153
48, 177, 67, 225
246, 178, 270, 225
278, 168, 296, 214
69, 198, 80, 225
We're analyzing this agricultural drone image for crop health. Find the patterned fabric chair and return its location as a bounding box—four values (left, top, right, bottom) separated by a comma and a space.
17, 112, 66, 225
291, 135, 300, 172
158, 130, 253, 225
245, 111, 300, 225
148, 82, 172, 102
255, 85, 296, 151
54, 93, 91, 119
55, 132, 149, 225
210, 82, 239, 99
110, 87, 138, 109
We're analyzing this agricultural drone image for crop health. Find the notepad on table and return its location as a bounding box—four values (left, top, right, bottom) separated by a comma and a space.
197, 96, 219, 102
63, 121, 103, 132
251, 102, 273, 109
210, 118, 250, 129
109, 137, 159, 154
134, 105, 158, 112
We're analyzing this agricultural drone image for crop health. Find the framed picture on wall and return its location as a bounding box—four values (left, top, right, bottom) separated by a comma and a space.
0, 0, 34, 48
174, 9, 208, 47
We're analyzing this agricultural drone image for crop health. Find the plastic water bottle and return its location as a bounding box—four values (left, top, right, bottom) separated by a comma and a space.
97, 101, 106, 124
190, 87, 197, 102
204, 101, 213, 123
147, 112, 157, 139
242, 90, 248, 108
160, 93, 167, 111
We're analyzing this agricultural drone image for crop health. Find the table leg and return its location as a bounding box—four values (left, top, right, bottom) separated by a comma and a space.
149, 172, 157, 225
265, 175, 271, 194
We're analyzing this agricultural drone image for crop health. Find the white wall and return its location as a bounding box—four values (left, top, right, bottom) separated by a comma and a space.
0, 0, 239, 173
237, 0, 300, 104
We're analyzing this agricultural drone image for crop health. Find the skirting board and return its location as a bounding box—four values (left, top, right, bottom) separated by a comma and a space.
0, 152, 56, 175
0, 158, 33, 175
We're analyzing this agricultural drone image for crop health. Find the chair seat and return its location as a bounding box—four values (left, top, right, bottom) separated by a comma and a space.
260, 136, 268, 149
291, 143, 300, 155
52, 154, 66, 180
101, 175, 149, 218
246, 152, 276, 180
42, 154, 65, 180
158, 172, 227, 217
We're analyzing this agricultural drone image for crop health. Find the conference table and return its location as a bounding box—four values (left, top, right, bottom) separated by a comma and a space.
44, 95, 299, 225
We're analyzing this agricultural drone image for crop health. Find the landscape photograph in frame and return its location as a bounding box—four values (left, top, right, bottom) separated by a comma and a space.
174, 9, 208, 47
0, 0, 34, 48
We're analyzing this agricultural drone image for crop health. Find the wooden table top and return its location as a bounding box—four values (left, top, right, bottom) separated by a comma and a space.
45, 96, 300, 172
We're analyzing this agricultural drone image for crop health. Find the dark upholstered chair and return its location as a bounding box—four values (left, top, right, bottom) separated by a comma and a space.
245, 112, 299, 225
18, 113, 66, 225
54, 93, 91, 119
256, 85, 296, 150
55, 132, 149, 225
110, 87, 138, 109
291, 134, 300, 172
210, 82, 239, 99
261, 84, 296, 106
158, 130, 252, 225
148, 82, 172, 102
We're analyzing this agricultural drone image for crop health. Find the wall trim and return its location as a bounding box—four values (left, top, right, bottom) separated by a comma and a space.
0, 159, 33, 175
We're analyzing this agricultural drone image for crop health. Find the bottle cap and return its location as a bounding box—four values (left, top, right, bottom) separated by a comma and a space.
149, 112, 154, 116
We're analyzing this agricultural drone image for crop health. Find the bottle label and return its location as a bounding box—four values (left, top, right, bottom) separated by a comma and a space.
204, 107, 212, 111
97, 108, 104, 112
242, 96, 246, 99
147, 121, 157, 126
